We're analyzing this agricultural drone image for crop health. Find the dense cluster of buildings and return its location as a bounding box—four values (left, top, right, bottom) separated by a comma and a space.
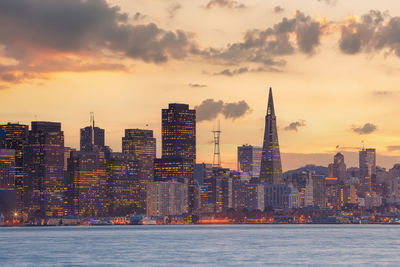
1, 88, 400, 225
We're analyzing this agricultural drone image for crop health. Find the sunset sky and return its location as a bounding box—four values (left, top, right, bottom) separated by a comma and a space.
2, 0, 400, 171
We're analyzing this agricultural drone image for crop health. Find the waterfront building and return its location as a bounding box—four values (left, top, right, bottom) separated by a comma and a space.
24, 122, 64, 218
146, 178, 188, 217
0, 149, 16, 218
66, 150, 108, 217
264, 184, 300, 209
312, 175, 326, 207
237, 145, 262, 180
107, 152, 140, 215
259, 88, 283, 184
0, 123, 28, 214
122, 129, 156, 210
359, 148, 376, 193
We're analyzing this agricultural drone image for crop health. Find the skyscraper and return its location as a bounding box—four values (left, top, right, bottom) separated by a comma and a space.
122, 129, 156, 211
0, 149, 16, 219
162, 103, 196, 163
24, 122, 65, 218
158, 103, 196, 212
0, 123, 28, 214
328, 153, 347, 183
259, 88, 283, 184
359, 148, 376, 193
237, 145, 262, 180
107, 152, 140, 215
80, 114, 105, 152
66, 150, 108, 217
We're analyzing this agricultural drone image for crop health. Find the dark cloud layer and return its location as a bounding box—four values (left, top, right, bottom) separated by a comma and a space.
351, 123, 377, 135
0, 0, 196, 85
195, 99, 251, 122
284, 120, 306, 132
205, 0, 245, 10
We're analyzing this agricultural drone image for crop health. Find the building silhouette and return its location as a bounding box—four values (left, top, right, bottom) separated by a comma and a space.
359, 148, 376, 193
328, 153, 347, 183
80, 114, 105, 152
24, 122, 65, 218
0, 149, 16, 219
0, 123, 28, 214
259, 88, 283, 184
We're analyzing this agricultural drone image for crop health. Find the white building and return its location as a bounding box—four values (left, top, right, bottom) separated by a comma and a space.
146, 178, 188, 217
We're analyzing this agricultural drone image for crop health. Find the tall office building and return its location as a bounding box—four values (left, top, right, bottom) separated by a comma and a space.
159, 103, 196, 212
312, 175, 326, 207
80, 114, 105, 152
237, 145, 262, 179
66, 151, 108, 217
259, 88, 283, 184
328, 153, 348, 183
162, 103, 196, 163
0, 123, 28, 214
122, 129, 156, 211
359, 148, 376, 177
0, 149, 16, 218
107, 152, 140, 215
24, 122, 65, 218
359, 148, 376, 193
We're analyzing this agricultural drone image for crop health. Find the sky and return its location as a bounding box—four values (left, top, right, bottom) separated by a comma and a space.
1, 0, 400, 171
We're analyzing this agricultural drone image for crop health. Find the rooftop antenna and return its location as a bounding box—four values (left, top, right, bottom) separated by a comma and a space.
361, 140, 365, 150
212, 120, 221, 168
90, 112, 95, 146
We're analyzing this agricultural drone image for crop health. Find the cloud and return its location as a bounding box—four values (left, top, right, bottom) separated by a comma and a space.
222, 101, 251, 119
213, 66, 278, 76
351, 123, 377, 135
168, 3, 182, 19
205, 0, 245, 10
189, 83, 207, 88
386, 146, 400, 152
317, 0, 338, 5
274, 6, 284, 13
202, 11, 327, 71
373, 90, 393, 96
284, 120, 306, 132
133, 12, 146, 21
0, 0, 196, 87
195, 99, 251, 122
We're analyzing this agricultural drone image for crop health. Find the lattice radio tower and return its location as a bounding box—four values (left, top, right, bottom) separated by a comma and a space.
212, 121, 221, 167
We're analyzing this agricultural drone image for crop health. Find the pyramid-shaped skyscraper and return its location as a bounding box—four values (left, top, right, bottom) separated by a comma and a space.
259, 87, 283, 184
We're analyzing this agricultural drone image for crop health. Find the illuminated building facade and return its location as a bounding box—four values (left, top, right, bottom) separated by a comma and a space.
0, 149, 16, 218
146, 178, 188, 217
237, 145, 262, 180
259, 88, 283, 184
66, 151, 108, 217
162, 103, 196, 163
0, 123, 28, 214
0, 149, 15, 189
24, 122, 65, 218
154, 156, 193, 182
160, 103, 196, 212
122, 129, 156, 210
107, 152, 140, 215
232, 181, 265, 211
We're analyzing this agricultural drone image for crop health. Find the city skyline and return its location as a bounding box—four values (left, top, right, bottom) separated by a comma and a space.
2, 0, 400, 171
